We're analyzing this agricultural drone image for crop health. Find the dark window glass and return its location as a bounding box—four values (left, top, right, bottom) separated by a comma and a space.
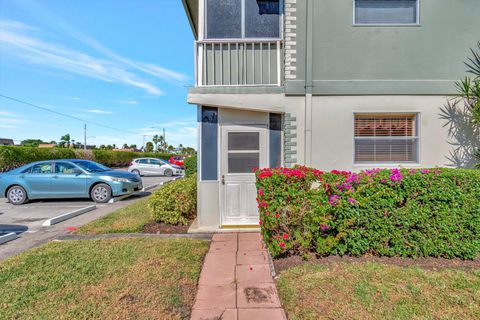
55, 162, 77, 174
138, 159, 148, 164
149, 159, 161, 165
228, 132, 260, 151
200, 106, 218, 180
245, 0, 280, 38
269, 113, 282, 167
206, 0, 242, 39
29, 163, 52, 174
228, 152, 260, 173
355, 0, 418, 24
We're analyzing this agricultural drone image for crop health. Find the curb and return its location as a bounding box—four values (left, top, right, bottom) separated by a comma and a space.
42, 205, 97, 226
0, 232, 19, 245
57, 233, 213, 241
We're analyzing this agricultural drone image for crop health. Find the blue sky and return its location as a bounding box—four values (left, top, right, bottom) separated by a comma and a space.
0, 0, 197, 148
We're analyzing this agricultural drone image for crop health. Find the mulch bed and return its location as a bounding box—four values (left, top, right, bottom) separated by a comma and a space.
274, 254, 480, 273
143, 221, 192, 234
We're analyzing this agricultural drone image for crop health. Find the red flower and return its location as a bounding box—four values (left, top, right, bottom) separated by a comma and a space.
259, 220, 263, 225
279, 242, 285, 249
283, 233, 289, 240
257, 188, 264, 196
275, 213, 280, 219
258, 170, 273, 179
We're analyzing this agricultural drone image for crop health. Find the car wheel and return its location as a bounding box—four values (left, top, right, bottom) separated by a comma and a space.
90, 183, 112, 203
164, 169, 173, 177
132, 169, 141, 176
7, 185, 28, 205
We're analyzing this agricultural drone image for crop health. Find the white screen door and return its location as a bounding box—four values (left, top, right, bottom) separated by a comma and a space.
221, 125, 267, 226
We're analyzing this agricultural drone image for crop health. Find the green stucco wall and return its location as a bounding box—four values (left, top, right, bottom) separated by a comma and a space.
287, 0, 480, 95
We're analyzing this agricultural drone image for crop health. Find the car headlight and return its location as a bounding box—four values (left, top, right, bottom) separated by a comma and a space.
110, 177, 131, 183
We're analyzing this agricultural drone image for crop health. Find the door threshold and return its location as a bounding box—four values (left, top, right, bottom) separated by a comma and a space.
221, 225, 259, 229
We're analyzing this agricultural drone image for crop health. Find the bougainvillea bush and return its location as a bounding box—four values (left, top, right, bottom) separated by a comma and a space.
255, 167, 480, 259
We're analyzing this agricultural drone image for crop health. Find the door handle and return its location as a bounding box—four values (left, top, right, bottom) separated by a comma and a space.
221, 175, 225, 185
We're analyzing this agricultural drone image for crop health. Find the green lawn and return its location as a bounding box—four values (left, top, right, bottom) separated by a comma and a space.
277, 262, 480, 320
76, 197, 151, 235
0, 238, 208, 320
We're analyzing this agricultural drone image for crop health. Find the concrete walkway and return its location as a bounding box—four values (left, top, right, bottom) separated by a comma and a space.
191, 233, 287, 320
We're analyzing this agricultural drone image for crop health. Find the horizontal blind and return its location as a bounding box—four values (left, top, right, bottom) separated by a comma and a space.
355, 114, 418, 163
355, 0, 418, 24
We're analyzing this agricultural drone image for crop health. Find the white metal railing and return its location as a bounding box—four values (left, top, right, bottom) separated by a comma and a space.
195, 39, 282, 87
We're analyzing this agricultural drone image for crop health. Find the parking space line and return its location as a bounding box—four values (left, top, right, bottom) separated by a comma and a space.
42, 205, 97, 226
0, 232, 18, 245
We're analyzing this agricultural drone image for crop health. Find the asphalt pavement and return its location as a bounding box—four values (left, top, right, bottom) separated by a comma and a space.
0, 175, 175, 260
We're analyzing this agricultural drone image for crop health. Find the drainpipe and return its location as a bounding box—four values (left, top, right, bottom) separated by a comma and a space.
304, 0, 314, 167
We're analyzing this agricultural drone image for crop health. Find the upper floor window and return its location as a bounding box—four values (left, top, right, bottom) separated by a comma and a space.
354, 0, 419, 25
205, 0, 281, 39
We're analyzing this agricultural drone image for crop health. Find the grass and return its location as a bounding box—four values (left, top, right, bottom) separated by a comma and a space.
277, 262, 480, 320
76, 197, 151, 235
0, 238, 208, 320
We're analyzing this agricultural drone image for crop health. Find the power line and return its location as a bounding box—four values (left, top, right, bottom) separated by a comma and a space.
0, 94, 137, 135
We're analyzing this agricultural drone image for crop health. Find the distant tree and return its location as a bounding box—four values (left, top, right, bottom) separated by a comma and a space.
145, 142, 154, 152
49, 140, 57, 145
122, 143, 129, 149
167, 145, 175, 153
152, 134, 161, 152
59, 134, 71, 148
106, 145, 113, 150
112, 144, 116, 149
99, 144, 106, 150
182, 147, 197, 156
20, 139, 45, 147
129, 144, 137, 150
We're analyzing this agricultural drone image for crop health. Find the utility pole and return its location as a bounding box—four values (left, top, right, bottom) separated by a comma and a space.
84, 124, 87, 151
142, 135, 147, 152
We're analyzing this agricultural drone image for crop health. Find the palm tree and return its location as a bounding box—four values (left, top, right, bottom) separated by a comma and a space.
60, 134, 71, 148
152, 135, 161, 152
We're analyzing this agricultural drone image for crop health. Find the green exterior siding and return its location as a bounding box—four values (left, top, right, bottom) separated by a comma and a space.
288, 0, 480, 95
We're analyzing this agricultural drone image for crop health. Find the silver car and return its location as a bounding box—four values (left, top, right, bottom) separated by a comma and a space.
128, 158, 184, 177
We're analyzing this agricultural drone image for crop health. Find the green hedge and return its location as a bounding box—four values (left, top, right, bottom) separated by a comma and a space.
256, 167, 480, 259
184, 156, 197, 176
0, 146, 173, 171
148, 175, 197, 225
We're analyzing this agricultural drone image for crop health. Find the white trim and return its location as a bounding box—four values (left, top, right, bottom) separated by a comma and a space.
352, 0, 420, 26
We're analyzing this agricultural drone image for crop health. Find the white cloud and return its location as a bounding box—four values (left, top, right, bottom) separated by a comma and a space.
82, 109, 114, 114
117, 100, 138, 105
0, 110, 27, 129
0, 19, 164, 95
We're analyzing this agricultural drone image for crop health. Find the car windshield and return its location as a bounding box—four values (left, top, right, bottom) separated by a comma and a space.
71, 160, 111, 172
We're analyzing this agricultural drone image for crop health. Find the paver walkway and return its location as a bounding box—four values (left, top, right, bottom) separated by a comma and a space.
191, 233, 287, 320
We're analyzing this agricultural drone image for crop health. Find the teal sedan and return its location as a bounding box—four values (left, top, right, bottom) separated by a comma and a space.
0, 160, 143, 205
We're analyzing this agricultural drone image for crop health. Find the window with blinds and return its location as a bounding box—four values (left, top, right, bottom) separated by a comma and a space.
354, 114, 418, 163
354, 0, 419, 25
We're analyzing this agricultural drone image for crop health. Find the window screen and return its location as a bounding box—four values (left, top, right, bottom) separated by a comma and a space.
205, 0, 242, 39
354, 114, 418, 163
245, 0, 280, 38
355, 0, 418, 24
227, 132, 260, 173
205, 0, 280, 39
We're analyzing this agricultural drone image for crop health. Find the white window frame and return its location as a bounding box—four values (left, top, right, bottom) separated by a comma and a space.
203, 0, 283, 41
353, 0, 420, 26
353, 112, 420, 165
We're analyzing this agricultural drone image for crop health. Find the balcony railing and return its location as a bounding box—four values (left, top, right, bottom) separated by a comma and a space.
195, 39, 282, 87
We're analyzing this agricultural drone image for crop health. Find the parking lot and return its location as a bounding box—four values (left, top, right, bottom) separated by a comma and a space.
0, 175, 176, 260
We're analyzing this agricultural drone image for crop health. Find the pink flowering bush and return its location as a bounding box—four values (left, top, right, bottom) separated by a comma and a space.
256, 167, 480, 259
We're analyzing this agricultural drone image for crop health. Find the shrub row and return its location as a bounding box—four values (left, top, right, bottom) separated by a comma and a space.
148, 174, 197, 225
184, 156, 197, 176
256, 167, 480, 259
0, 146, 173, 171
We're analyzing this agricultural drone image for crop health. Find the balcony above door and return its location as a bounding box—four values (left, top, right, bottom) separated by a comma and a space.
195, 39, 283, 87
